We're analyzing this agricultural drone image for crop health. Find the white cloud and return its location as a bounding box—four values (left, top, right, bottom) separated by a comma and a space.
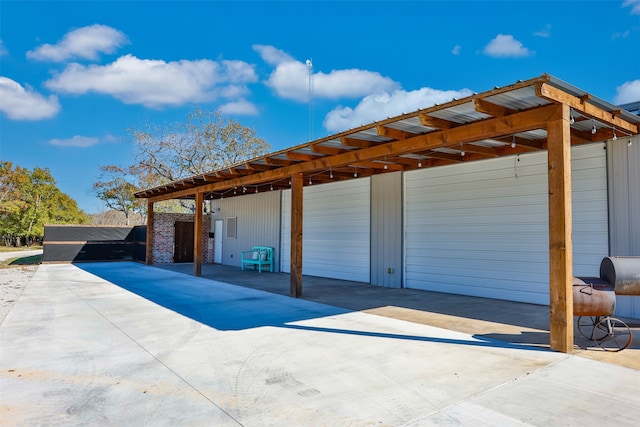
44, 54, 258, 108
483, 34, 532, 58
534, 24, 552, 38
254, 44, 399, 102
614, 79, 640, 104
323, 86, 474, 133
451, 45, 461, 55
0, 77, 60, 120
612, 29, 631, 40
27, 24, 128, 62
623, 0, 640, 15
253, 44, 295, 66
218, 99, 259, 116
0, 40, 7, 56
49, 135, 100, 148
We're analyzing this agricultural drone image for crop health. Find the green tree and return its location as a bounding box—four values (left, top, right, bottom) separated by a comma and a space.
93, 164, 146, 226
0, 161, 89, 246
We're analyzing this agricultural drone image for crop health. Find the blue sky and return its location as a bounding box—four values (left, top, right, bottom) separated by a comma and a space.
1, 0, 639, 214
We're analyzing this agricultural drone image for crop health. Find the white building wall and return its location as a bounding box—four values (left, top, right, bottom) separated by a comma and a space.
404, 143, 608, 306
281, 179, 371, 282
607, 135, 640, 318
211, 190, 281, 270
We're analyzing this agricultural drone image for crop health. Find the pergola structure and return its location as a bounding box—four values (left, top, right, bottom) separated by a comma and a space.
135, 74, 640, 353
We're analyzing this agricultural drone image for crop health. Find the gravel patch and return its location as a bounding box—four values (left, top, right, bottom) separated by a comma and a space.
0, 265, 38, 324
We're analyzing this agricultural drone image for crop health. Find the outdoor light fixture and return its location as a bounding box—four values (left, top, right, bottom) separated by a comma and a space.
255, 187, 258, 193
570, 108, 575, 125
354, 168, 358, 178
309, 177, 312, 185
460, 143, 466, 157
418, 160, 422, 168
629, 138, 633, 147
270, 184, 274, 191
383, 156, 388, 170
329, 169, 334, 179
612, 128, 617, 141
592, 120, 597, 135
511, 135, 516, 148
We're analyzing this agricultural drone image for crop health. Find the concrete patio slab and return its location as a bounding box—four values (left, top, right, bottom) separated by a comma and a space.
1, 262, 639, 426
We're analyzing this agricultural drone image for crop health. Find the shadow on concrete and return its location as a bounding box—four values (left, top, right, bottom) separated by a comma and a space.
75, 262, 547, 352
170, 264, 549, 323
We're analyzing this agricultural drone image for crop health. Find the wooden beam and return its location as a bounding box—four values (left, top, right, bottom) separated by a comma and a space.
473, 98, 517, 117
547, 103, 574, 353
287, 152, 323, 162
310, 144, 349, 155
376, 125, 418, 140
145, 201, 154, 265
194, 192, 203, 277
244, 162, 275, 172
264, 157, 296, 166
418, 113, 457, 129
536, 82, 638, 134
340, 136, 376, 148
290, 173, 303, 298
145, 104, 560, 203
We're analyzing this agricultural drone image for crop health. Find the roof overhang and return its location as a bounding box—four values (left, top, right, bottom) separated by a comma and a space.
135, 74, 640, 203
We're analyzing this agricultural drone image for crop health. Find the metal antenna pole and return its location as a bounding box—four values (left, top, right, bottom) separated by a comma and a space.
306, 59, 313, 142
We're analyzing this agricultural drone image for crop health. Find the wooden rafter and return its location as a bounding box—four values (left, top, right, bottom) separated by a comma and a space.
311, 144, 349, 155
340, 136, 377, 148
287, 151, 324, 162
473, 98, 517, 117
418, 113, 458, 129
376, 124, 418, 140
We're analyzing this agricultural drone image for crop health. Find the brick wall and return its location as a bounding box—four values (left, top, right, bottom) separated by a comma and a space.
151, 213, 212, 264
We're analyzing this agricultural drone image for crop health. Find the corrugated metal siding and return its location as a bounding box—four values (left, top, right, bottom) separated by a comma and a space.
281, 179, 371, 282
211, 191, 281, 270
404, 143, 608, 305
607, 135, 640, 318
371, 172, 403, 288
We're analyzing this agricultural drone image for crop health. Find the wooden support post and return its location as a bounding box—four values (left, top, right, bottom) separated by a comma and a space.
547, 104, 574, 353
290, 173, 303, 297
194, 192, 204, 277
145, 200, 154, 265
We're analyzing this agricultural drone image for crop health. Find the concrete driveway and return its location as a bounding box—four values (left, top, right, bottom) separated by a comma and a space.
0, 249, 42, 263
1, 262, 639, 426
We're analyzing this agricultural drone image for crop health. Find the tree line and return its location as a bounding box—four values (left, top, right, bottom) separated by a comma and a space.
0, 162, 89, 246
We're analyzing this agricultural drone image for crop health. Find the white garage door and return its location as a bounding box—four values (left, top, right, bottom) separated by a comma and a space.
281, 179, 371, 282
404, 143, 608, 305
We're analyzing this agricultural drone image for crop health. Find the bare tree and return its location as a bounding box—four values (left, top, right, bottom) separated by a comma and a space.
129, 108, 271, 186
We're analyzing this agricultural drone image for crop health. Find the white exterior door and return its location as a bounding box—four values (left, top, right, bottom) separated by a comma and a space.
281, 179, 371, 282
214, 219, 223, 264
404, 143, 608, 305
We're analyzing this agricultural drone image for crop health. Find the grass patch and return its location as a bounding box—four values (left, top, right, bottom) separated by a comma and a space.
7, 254, 42, 265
